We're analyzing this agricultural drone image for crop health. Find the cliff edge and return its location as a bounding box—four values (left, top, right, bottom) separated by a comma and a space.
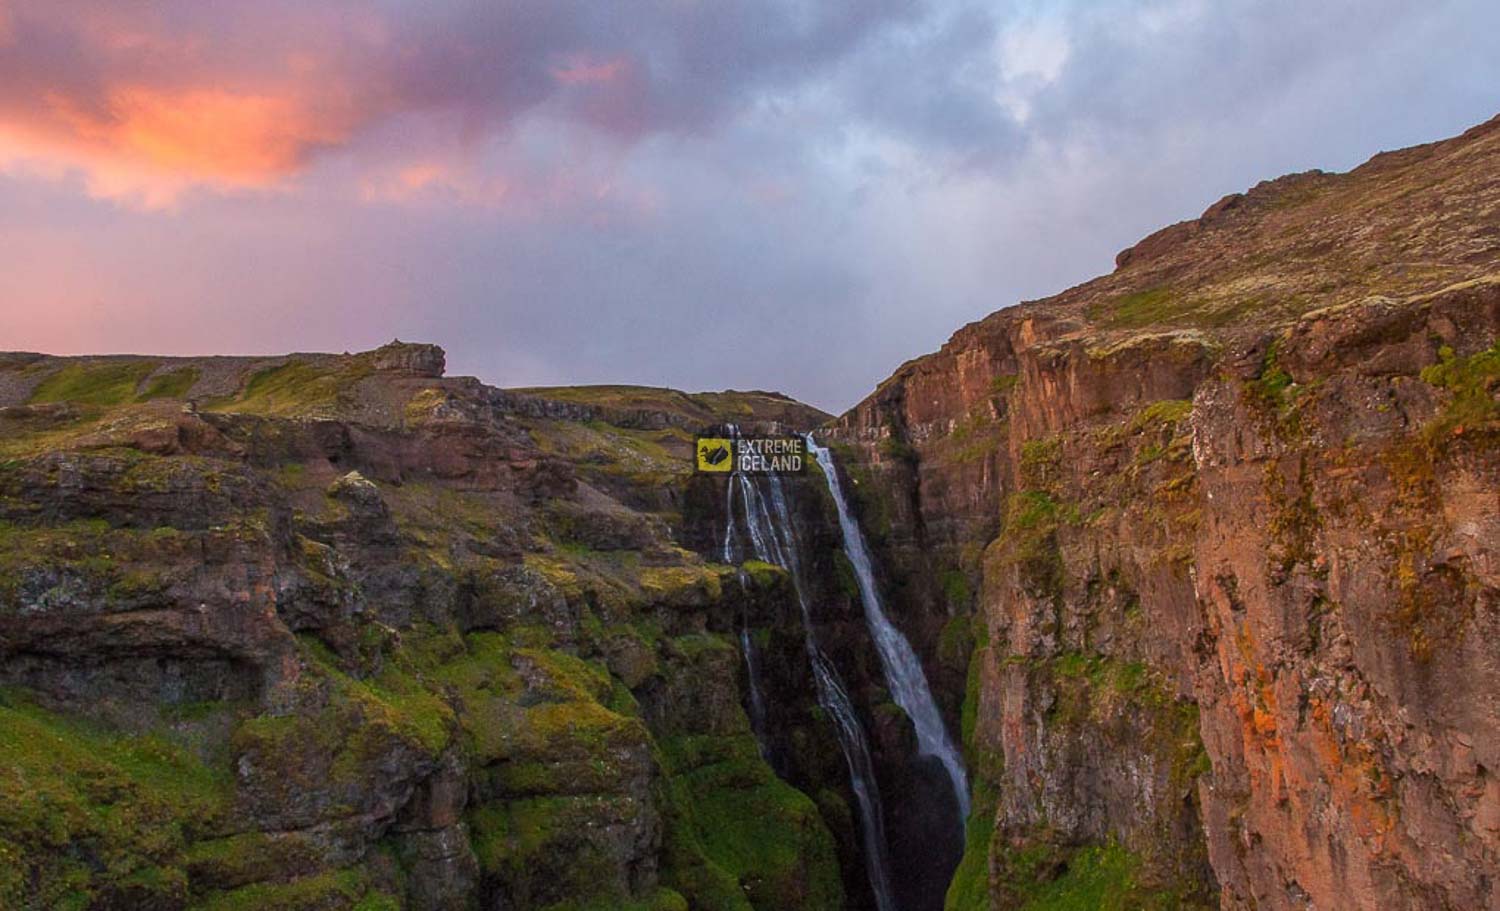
832, 114, 1500, 910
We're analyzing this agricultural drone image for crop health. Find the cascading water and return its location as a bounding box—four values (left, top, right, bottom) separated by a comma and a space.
806, 436, 972, 825
721, 448, 900, 911
722, 427, 772, 753
737, 624, 770, 750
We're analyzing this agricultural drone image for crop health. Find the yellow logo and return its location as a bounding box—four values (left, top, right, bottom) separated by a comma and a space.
696, 438, 733, 472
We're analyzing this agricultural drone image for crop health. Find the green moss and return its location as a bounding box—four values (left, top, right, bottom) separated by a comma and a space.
1091, 286, 1256, 329
1263, 457, 1322, 576
831, 549, 861, 600
994, 490, 1079, 601
939, 612, 976, 673
210, 361, 353, 416
1010, 491, 1062, 531
1420, 340, 1500, 443
138, 367, 200, 401
1131, 399, 1192, 431
470, 794, 651, 908
227, 638, 458, 816
1248, 339, 1301, 436
944, 782, 998, 911
739, 559, 786, 588
960, 646, 984, 750
658, 734, 841, 911
191, 869, 390, 911
28, 361, 159, 406
639, 564, 724, 605
941, 569, 972, 609
0, 692, 231, 909
878, 431, 919, 467
300, 634, 456, 755
990, 374, 1020, 394
1102, 288, 1176, 327
987, 838, 1211, 911
542, 888, 690, 911
183, 831, 321, 893
0, 518, 188, 611
1018, 437, 1064, 490
1016, 842, 1132, 910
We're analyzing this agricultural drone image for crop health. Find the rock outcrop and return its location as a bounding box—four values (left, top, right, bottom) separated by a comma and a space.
0, 349, 846, 911
829, 115, 1500, 909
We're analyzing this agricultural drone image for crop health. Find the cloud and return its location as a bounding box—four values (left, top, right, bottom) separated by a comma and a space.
0, 0, 1497, 410
0, 0, 920, 204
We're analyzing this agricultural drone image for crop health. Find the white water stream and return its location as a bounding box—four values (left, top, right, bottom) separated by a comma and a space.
806, 436, 972, 824
721, 434, 900, 911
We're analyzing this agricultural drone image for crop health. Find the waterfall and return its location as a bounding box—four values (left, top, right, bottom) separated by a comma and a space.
738, 624, 770, 749
722, 455, 900, 911
723, 427, 772, 755
806, 436, 972, 824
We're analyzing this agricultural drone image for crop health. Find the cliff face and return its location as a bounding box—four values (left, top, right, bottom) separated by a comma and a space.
0, 344, 849, 911
832, 116, 1500, 909
4, 115, 1499, 911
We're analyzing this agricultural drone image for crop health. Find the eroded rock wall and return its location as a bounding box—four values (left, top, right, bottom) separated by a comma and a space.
0, 349, 843, 911
828, 113, 1500, 911
832, 278, 1500, 910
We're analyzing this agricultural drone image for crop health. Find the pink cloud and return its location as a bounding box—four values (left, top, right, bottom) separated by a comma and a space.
0, 1, 902, 207
551, 54, 629, 86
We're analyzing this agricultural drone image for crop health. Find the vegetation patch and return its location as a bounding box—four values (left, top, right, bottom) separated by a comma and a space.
1262, 456, 1322, 577
209, 361, 355, 417
938, 612, 976, 675
1097, 288, 1180, 328
998, 840, 1200, 911
1247, 339, 1304, 438
1092, 287, 1257, 329
1420, 340, 1499, 444
28, 361, 159, 406
192, 869, 397, 911
659, 734, 842, 911
878, 429, 919, 467
138, 367, 200, 401
0, 691, 232, 910
943, 781, 999, 911
993, 490, 1078, 601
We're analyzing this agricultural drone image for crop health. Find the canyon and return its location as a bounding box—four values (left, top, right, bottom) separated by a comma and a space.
1, 114, 1498, 911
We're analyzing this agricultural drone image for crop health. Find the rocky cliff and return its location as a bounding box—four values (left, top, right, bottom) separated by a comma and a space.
4, 113, 1499, 911
830, 115, 1500, 909
0, 343, 856, 911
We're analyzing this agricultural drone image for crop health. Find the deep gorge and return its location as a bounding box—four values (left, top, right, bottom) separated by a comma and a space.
1, 114, 1498, 911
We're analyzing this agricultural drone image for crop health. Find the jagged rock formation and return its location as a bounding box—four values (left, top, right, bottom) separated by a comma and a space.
0, 342, 845, 911
830, 116, 1500, 909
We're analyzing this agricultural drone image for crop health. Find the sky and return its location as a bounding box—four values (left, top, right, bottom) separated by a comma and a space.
1, 1, 1497, 413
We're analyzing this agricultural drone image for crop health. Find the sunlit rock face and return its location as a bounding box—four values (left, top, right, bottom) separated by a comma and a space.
829, 116, 1500, 910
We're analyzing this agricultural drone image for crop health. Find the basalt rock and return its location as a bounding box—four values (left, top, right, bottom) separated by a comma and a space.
830, 115, 1500, 910
0, 345, 838, 911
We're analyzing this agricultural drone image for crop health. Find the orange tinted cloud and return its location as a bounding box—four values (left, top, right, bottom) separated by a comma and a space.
0, 86, 358, 207
58, 86, 349, 179
0, 2, 391, 204
0, 0, 889, 207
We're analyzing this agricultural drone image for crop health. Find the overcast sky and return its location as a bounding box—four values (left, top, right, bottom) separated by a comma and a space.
1, 1, 1497, 412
